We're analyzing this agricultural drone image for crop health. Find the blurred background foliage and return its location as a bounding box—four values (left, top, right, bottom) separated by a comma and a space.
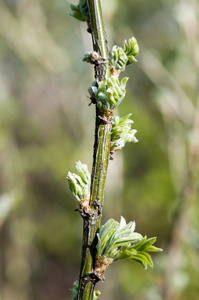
0, 0, 199, 299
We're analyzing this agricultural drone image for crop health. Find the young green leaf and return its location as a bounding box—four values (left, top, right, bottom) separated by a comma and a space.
111, 114, 138, 151
69, 3, 85, 21
109, 37, 139, 74
109, 45, 128, 71
91, 76, 128, 114
66, 161, 90, 201
69, 0, 89, 22
70, 281, 78, 300
95, 217, 162, 275
124, 37, 139, 65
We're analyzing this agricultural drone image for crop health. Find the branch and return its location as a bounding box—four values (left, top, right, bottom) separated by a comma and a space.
67, 1, 161, 300
77, 1, 112, 299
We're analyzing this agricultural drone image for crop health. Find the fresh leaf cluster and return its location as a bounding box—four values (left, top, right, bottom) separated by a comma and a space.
88, 77, 128, 115
96, 217, 162, 271
69, 0, 89, 22
84, 38, 139, 118
66, 161, 90, 201
109, 37, 139, 71
111, 114, 138, 151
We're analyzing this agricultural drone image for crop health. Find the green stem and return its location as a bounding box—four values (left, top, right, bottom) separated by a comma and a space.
87, 0, 111, 78
77, 1, 112, 299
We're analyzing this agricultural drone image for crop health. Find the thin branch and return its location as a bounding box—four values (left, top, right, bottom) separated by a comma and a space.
77, 1, 112, 299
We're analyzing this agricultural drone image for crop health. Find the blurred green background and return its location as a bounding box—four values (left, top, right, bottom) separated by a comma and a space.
0, 0, 199, 299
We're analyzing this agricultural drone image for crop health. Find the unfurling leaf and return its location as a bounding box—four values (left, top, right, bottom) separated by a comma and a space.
109, 37, 139, 74
69, 0, 89, 22
111, 114, 138, 151
88, 77, 128, 115
95, 217, 162, 276
109, 45, 128, 71
124, 37, 139, 65
66, 161, 90, 201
